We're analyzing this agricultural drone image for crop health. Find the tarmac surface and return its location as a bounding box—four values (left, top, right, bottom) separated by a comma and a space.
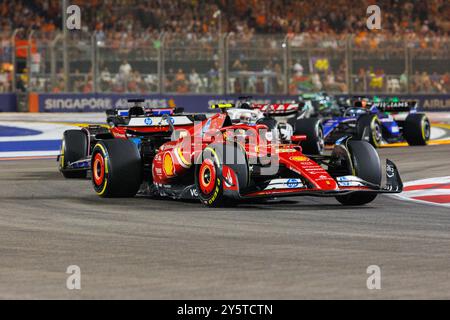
0, 144, 449, 299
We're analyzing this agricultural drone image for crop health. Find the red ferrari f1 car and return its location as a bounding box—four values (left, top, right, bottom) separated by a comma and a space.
59, 102, 403, 207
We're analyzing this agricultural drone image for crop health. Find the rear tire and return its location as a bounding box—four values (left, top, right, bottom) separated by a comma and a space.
335, 140, 381, 205
91, 139, 142, 197
404, 113, 430, 146
356, 114, 382, 148
293, 118, 324, 155
107, 116, 126, 127
59, 130, 88, 179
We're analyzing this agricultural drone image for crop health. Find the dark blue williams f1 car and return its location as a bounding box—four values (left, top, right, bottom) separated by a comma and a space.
320, 97, 431, 148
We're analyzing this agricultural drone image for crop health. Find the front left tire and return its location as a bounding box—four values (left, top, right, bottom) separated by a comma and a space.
334, 140, 382, 206
195, 142, 249, 207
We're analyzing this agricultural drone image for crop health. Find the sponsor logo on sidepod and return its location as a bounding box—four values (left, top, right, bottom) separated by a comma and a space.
287, 178, 300, 188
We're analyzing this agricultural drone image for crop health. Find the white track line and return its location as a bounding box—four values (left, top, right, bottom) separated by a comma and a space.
0, 122, 78, 142
0, 150, 59, 158
430, 127, 447, 140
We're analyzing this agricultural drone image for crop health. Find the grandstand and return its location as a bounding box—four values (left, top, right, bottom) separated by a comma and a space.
0, 0, 449, 96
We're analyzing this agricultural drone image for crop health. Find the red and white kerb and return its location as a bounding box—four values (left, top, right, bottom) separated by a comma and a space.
395, 176, 450, 208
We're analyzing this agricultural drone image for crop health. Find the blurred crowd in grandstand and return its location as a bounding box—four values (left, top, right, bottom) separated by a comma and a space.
0, 0, 449, 94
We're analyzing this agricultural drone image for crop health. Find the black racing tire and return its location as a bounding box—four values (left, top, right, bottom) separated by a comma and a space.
195, 142, 249, 207
59, 130, 88, 179
107, 116, 125, 127
356, 114, 383, 148
293, 118, 324, 155
91, 139, 142, 198
256, 117, 277, 130
404, 113, 430, 146
335, 140, 381, 206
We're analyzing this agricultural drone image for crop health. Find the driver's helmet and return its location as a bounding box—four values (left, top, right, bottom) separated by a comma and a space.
354, 98, 370, 109
238, 101, 252, 109
361, 99, 368, 108
345, 107, 368, 117
239, 111, 254, 124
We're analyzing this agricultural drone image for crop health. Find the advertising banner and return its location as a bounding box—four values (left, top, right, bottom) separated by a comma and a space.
23, 93, 450, 113
33, 93, 299, 113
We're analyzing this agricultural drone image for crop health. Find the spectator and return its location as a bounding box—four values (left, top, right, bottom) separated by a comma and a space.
421, 71, 432, 92
119, 60, 132, 83
273, 63, 284, 93
165, 68, 175, 92
144, 74, 158, 92
189, 68, 203, 93
293, 61, 304, 76
256, 77, 265, 94
174, 69, 188, 93
399, 72, 408, 92
0, 0, 449, 95
100, 67, 112, 91
234, 78, 242, 94
82, 76, 93, 93
2, 1, 449, 43
324, 72, 338, 91
0, 64, 11, 92
128, 71, 143, 93
412, 71, 421, 92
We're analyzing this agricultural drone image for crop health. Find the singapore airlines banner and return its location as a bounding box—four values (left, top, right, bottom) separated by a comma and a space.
20, 92, 450, 113
29, 93, 300, 113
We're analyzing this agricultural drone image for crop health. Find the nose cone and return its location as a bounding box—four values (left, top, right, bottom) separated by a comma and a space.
277, 150, 338, 190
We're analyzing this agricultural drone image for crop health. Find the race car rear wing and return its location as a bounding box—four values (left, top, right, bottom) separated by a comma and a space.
106, 107, 184, 117
252, 103, 300, 116
106, 99, 186, 126
127, 115, 195, 127
372, 100, 417, 113
107, 98, 184, 118
210, 102, 301, 116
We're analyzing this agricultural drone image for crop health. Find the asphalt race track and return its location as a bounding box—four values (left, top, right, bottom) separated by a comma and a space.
0, 145, 449, 299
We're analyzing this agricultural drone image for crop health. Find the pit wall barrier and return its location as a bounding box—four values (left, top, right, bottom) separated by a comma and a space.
12, 93, 450, 113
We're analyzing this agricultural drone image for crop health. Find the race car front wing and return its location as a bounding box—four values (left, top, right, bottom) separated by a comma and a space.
237, 159, 403, 199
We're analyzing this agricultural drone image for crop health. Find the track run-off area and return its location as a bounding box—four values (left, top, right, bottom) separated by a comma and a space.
0, 112, 449, 298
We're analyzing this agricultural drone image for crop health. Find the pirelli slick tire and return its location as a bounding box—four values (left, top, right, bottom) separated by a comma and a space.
59, 130, 88, 179
335, 140, 381, 206
293, 118, 324, 155
106, 116, 126, 127
356, 114, 383, 148
91, 139, 142, 198
195, 142, 248, 207
255, 117, 277, 130
404, 113, 430, 146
